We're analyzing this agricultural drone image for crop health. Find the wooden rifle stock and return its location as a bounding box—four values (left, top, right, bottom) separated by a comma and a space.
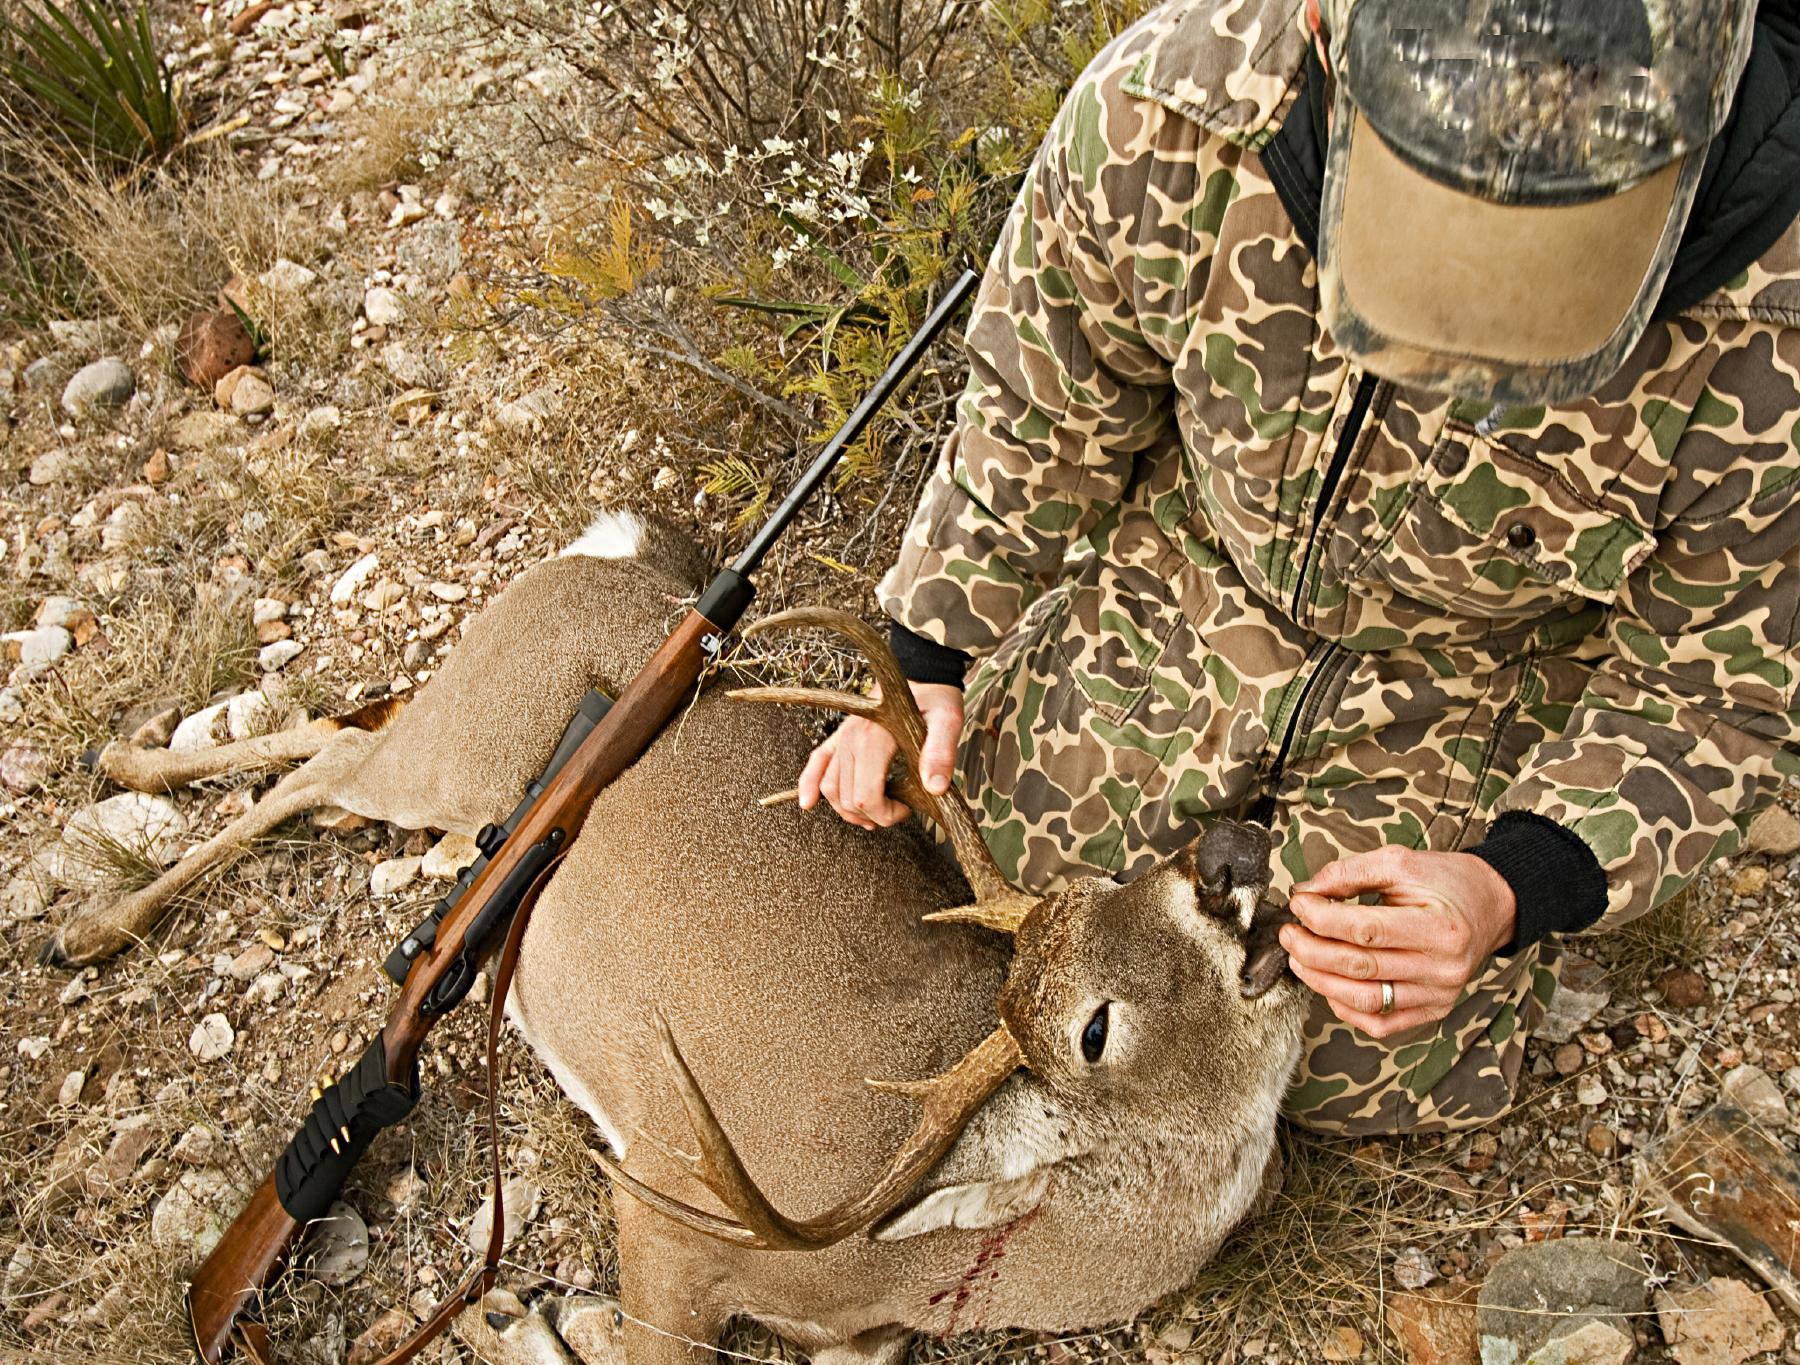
179, 267, 979, 1364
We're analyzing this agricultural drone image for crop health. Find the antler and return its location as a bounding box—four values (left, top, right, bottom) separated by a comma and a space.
729, 606, 1033, 923
593, 1014, 1026, 1249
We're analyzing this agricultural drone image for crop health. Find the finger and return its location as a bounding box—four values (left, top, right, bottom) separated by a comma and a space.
1287, 893, 1453, 954
844, 742, 910, 830
1295, 847, 1420, 899
1287, 960, 1451, 1021
1278, 923, 1466, 990
797, 744, 832, 812
1328, 1003, 1446, 1041
918, 709, 960, 797
832, 744, 876, 830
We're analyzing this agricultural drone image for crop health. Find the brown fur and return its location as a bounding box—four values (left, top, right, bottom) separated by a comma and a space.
58, 516, 1307, 1364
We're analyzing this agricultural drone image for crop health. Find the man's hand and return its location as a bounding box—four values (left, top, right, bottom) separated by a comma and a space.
797, 683, 964, 830
1278, 847, 1517, 1040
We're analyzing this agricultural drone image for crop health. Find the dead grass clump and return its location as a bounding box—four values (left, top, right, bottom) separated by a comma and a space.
321, 98, 434, 198
1603, 878, 1722, 988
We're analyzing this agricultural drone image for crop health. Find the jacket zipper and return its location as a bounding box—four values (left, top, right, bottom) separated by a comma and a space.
1248, 639, 1345, 828
1290, 372, 1379, 620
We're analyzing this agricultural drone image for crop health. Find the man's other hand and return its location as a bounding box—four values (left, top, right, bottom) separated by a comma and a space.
797, 682, 965, 830
1278, 847, 1518, 1040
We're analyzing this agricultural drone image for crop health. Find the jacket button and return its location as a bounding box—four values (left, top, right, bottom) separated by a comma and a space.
1438, 445, 1468, 477
1506, 522, 1537, 550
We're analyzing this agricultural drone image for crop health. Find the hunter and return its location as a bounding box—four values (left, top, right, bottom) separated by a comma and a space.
800, 0, 1800, 1134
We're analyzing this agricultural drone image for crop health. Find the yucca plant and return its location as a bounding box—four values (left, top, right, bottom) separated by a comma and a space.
0, 0, 185, 167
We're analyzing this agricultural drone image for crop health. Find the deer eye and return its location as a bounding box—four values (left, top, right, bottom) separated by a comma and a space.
1080, 1004, 1110, 1064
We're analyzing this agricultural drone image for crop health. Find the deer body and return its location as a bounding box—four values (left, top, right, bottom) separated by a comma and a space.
69, 515, 1306, 1365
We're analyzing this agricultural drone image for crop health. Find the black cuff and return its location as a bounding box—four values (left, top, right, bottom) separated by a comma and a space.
1468, 811, 1609, 956
886, 620, 972, 688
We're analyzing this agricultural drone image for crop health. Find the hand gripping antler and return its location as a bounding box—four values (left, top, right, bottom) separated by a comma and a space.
591, 607, 1034, 1250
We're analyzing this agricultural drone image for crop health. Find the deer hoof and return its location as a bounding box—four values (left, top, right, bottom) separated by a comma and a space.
39, 908, 130, 968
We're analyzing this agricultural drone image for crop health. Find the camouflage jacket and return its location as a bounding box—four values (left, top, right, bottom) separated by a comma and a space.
879, 0, 1800, 931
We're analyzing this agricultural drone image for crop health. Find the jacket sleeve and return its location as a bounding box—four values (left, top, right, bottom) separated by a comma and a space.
1491, 324, 1800, 932
877, 76, 1179, 658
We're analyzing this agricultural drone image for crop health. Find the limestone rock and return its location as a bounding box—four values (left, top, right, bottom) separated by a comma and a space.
363, 286, 405, 326
150, 1168, 239, 1255
1654, 1278, 1783, 1365
1477, 1240, 1646, 1365
301, 1200, 369, 1286
61, 358, 134, 417
1388, 1284, 1479, 1365
331, 552, 379, 604
1535, 954, 1610, 1045
188, 1013, 234, 1061
0, 741, 49, 794
464, 1177, 538, 1255
259, 639, 302, 671
259, 258, 318, 293
497, 386, 561, 433
370, 856, 421, 897
64, 792, 188, 868
170, 701, 230, 752
1722, 1064, 1790, 1128
421, 832, 478, 879
1747, 805, 1800, 857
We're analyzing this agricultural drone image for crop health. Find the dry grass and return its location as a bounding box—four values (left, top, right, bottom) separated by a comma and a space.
1600, 878, 1723, 990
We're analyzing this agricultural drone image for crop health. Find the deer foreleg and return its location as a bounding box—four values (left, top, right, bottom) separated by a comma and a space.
44, 759, 345, 966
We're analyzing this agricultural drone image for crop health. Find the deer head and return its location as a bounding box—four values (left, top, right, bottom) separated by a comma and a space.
592, 609, 1299, 1251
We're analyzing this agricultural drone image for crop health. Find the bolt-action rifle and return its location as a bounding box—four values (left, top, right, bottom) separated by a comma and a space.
184, 269, 980, 1365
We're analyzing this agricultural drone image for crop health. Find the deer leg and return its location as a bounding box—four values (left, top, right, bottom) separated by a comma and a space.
613, 1207, 730, 1365
43, 748, 356, 967
94, 696, 404, 794
813, 1327, 913, 1365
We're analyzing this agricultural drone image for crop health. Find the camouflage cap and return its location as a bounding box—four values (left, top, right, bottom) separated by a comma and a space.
1315, 0, 1759, 404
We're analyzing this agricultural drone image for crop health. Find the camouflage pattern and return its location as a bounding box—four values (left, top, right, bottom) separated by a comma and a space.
877, 0, 1800, 1134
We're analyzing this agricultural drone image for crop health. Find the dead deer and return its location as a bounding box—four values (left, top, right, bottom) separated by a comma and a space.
62, 512, 1306, 1364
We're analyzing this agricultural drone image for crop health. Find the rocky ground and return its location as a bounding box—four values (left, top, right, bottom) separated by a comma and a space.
4, 4, 1800, 1365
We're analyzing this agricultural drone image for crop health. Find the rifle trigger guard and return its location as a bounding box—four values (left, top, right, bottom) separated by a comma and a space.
421, 827, 565, 1017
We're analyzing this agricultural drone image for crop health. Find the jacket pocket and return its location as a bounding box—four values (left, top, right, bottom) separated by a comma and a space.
1347, 429, 1656, 624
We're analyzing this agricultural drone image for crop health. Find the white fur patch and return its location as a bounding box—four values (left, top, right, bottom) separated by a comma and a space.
561, 510, 646, 560
1230, 883, 1259, 933
875, 1168, 1051, 1242
506, 994, 629, 1156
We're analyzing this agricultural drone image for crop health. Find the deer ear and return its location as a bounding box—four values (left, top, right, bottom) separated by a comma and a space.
1239, 898, 1297, 999
871, 1167, 1051, 1242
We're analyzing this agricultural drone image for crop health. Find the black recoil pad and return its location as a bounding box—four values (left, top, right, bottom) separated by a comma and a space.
276, 1034, 419, 1223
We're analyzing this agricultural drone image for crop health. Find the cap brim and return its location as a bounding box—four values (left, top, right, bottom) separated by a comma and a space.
1319, 106, 1702, 406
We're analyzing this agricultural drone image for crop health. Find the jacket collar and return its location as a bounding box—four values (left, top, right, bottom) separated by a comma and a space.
1120, 0, 1309, 149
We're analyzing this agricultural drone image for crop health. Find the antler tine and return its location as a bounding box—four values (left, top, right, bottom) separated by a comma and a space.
601, 1015, 1026, 1251
729, 607, 1019, 907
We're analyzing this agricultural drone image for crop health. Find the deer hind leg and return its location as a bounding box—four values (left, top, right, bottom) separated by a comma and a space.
43, 727, 384, 967
94, 696, 404, 794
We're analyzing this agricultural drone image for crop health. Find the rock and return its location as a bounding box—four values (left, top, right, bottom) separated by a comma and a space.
60, 358, 134, 417
65, 792, 187, 867
370, 856, 422, 897
259, 639, 302, 671
1586, 1124, 1619, 1158
166, 410, 237, 449
1748, 805, 1800, 857
188, 1013, 234, 1061
1730, 864, 1770, 897
227, 943, 274, 982
252, 597, 288, 626
426, 581, 467, 601
226, 690, 275, 739
1576, 1074, 1609, 1107
387, 387, 436, 425
300, 404, 342, 438
88, 1114, 162, 1193
546, 1296, 625, 1365
380, 341, 437, 388
1477, 1240, 1646, 1365
347, 1308, 415, 1365
464, 1177, 538, 1255
151, 1168, 239, 1254
331, 552, 379, 604
363, 579, 405, 611
1554, 1042, 1585, 1076
1723, 1065, 1790, 1128
259, 258, 317, 293
1655, 1279, 1783, 1365
497, 386, 561, 433
170, 701, 230, 752
2, 870, 53, 926
397, 218, 462, 282
170, 1124, 218, 1166
1322, 1326, 1365, 1361
0, 742, 49, 794
363, 286, 405, 326
302, 1200, 369, 1286
4, 625, 73, 668
1395, 1245, 1439, 1291
422, 832, 479, 879
1659, 967, 1710, 1009
256, 619, 291, 644
1520, 1319, 1634, 1365
23, 354, 70, 392
1389, 1284, 1479, 1365
141, 449, 171, 483
216, 365, 275, 418
1537, 954, 1611, 1045
176, 309, 255, 389
26, 448, 77, 485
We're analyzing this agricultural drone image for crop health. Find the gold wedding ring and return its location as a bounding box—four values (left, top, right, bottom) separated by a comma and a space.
1379, 981, 1395, 1016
